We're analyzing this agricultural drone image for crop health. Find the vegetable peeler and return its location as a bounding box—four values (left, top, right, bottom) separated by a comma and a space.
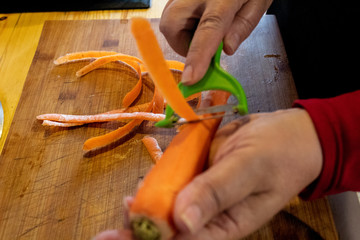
155, 42, 248, 128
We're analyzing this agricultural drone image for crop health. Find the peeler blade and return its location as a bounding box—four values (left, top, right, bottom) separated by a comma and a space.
174, 104, 239, 126
194, 104, 238, 115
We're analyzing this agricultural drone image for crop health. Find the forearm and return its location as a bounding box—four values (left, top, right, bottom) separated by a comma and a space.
293, 90, 360, 200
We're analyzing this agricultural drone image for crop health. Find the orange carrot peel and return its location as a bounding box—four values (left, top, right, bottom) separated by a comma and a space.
141, 136, 163, 164
130, 18, 199, 122
37, 112, 166, 124
54, 51, 119, 65
38, 26, 198, 152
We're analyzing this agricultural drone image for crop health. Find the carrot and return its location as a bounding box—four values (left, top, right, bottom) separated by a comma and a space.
124, 102, 152, 113
42, 120, 84, 127
141, 136, 163, 164
130, 90, 230, 240
54, 51, 118, 65
164, 92, 201, 107
74, 54, 144, 108
83, 93, 156, 151
103, 102, 151, 115
76, 54, 143, 77
164, 60, 185, 72
131, 18, 199, 122
83, 119, 141, 151
37, 112, 165, 123
121, 60, 143, 108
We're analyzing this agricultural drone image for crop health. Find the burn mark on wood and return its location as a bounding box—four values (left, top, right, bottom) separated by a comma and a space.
102, 39, 119, 47
264, 54, 281, 59
58, 91, 77, 101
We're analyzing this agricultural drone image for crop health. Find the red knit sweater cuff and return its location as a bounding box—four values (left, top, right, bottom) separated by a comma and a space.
293, 99, 338, 200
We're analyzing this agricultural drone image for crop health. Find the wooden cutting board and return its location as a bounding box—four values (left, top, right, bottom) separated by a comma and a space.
0, 17, 337, 239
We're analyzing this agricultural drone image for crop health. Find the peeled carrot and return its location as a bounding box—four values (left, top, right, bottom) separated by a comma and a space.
54, 51, 118, 65
141, 136, 163, 164
131, 18, 199, 122
130, 90, 230, 240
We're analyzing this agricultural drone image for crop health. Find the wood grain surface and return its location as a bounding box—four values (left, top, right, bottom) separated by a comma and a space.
0, 0, 168, 151
0, 17, 338, 239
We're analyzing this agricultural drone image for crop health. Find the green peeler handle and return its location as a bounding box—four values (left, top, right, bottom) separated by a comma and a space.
155, 42, 248, 128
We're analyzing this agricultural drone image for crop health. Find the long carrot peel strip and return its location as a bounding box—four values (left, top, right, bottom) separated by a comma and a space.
121, 61, 143, 108
42, 120, 84, 127
37, 112, 165, 124
83, 95, 155, 151
54, 51, 118, 65
130, 90, 230, 239
83, 119, 140, 151
74, 54, 144, 108
141, 136, 163, 164
131, 18, 199, 122
76, 54, 143, 77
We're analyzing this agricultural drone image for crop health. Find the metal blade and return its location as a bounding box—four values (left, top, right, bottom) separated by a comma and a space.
194, 104, 238, 115
175, 104, 239, 125
0, 100, 3, 139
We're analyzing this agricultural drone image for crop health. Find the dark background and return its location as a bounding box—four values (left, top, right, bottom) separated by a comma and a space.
1, 0, 150, 13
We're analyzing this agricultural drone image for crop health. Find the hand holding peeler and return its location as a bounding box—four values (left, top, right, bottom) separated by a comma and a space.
155, 42, 248, 128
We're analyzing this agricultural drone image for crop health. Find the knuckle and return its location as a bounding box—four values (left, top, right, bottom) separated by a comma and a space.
191, 176, 222, 213
198, 13, 225, 32
234, 15, 255, 34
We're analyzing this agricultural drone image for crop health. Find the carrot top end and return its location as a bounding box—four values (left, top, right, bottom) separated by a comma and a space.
132, 217, 161, 240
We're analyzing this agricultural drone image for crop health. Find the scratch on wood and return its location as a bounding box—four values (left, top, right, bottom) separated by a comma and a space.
18, 220, 50, 237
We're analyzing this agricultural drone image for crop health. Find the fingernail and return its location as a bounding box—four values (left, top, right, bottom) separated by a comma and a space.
181, 65, 193, 85
226, 33, 240, 54
180, 204, 202, 234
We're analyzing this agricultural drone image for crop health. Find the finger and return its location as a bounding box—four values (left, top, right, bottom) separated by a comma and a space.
123, 196, 134, 228
175, 191, 287, 240
181, 0, 244, 85
223, 0, 272, 55
173, 146, 261, 234
93, 229, 133, 240
160, 0, 205, 56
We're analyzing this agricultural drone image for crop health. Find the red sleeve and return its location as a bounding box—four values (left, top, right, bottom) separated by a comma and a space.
293, 90, 360, 200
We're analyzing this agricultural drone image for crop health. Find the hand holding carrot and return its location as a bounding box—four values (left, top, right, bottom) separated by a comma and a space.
172, 108, 323, 239
160, 0, 272, 85
94, 108, 323, 240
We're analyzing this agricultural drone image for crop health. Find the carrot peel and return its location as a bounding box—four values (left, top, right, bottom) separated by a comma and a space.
141, 136, 163, 163
131, 17, 199, 122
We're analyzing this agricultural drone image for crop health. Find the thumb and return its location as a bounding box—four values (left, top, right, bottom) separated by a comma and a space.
173, 147, 258, 234
181, 2, 240, 85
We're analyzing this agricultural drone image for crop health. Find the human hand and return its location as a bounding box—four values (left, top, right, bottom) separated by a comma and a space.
160, 0, 273, 85
172, 108, 323, 239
